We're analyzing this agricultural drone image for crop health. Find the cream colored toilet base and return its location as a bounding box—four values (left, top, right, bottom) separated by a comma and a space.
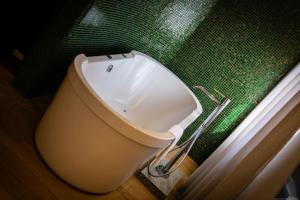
35, 51, 201, 193
35, 78, 158, 193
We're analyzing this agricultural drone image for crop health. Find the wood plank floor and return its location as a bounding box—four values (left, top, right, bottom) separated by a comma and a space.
0, 64, 197, 200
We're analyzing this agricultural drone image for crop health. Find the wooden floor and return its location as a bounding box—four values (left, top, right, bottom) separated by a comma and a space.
0, 64, 197, 200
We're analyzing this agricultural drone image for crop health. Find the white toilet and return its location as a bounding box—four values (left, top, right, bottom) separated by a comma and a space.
35, 50, 202, 193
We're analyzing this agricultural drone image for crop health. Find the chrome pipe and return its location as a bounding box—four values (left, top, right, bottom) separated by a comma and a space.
160, 98, 231, 174
147, 86, 231, 177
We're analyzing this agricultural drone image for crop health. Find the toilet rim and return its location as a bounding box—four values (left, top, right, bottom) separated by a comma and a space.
67, 51, 201, 148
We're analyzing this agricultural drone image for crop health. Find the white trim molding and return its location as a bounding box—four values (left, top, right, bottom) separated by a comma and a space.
237, 129, 300, 200
179, 63, 300, 200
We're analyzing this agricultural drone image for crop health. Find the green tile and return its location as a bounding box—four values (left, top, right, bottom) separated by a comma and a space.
14, 0, 300, 164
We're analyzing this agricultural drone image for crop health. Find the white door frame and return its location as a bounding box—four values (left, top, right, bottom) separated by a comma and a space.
179, 63, 300, 200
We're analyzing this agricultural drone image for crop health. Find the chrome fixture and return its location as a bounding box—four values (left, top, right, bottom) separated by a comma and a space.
147, 86, 231, 177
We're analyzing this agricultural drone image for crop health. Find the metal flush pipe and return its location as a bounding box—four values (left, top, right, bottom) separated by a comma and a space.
147, 86, 231, 177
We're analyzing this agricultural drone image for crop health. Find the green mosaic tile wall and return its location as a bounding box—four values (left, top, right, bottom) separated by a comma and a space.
170, 0, 300, 163
62, 0, 217, 64
14, 0, 300, 164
